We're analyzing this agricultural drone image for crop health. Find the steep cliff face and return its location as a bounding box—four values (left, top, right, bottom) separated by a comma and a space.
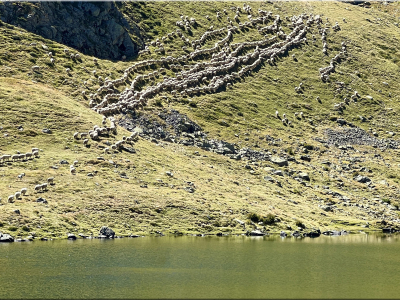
0, 1, 143, 60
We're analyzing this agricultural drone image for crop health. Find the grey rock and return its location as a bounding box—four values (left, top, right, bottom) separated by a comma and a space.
270, 156, 288, 167
264, 167, 275, 172
99, 226, 115, 238
291, 231, 301, 237
42, 128, 52, 134
263, 176, 275, 182
354, 175, 371, 183
67, 233, 77, 240
320, 205, 332, 212
274, 170, 284, 176
0, 232, 14, 243
36, 197, 48, 204
184, 187, 195, 193
60, 160, 69, 165
298, 172, 310, 181
14, 209, 20, 215
247, 230, 267, 236
280, 231, 287, 237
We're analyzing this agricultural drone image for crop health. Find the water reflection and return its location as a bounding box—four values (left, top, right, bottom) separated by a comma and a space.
0, 234, 400, 299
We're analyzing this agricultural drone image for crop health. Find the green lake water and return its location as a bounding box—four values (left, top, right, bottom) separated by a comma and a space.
1, 234, 400, 299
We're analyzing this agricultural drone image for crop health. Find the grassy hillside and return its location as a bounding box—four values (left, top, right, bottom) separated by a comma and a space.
1, 1, 400, 239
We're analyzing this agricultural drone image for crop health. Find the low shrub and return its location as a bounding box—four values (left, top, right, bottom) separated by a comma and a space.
295, 220, 305, 229
263, 213, 275, 225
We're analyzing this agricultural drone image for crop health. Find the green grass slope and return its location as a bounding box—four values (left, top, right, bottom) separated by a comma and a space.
1, 1, 400, 239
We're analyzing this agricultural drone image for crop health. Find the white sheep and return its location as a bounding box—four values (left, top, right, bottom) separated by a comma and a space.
41, 183, 48, 191
21, 188, 28, 195
15, 191, 21, 199
275, 110, 279, 118
73, 132, 80, 140
70, 167, 77, 175
34, 185, 42, 193
83, 139, 89, 146
47, 177, 54, 185
8, 195, 14, 203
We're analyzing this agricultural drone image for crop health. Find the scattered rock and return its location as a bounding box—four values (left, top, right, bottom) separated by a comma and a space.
270, 156, 288, 167
36, 197, 48, 204
300, 155, 311, 162
67, 233, 77, 240
121, 146, 136, 153
42, 128, 52, 134
184, 187, 195, 193
320, 205, 332, 212
298, 172, 310, 181
354, 175, 371, 183
263, 176, 275, 182
0, 232, 14, 243
60, 160, 69, 165
247, 230, 267, 236
325, 127, 399, 149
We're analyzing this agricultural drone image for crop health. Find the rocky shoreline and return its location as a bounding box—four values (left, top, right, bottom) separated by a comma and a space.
1, 226, 398, 243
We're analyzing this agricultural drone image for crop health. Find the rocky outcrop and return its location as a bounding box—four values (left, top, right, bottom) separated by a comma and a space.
0, 2, 142, 59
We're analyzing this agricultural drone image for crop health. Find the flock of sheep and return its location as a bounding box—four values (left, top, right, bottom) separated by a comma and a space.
86, 7, 340, 118
0, 148, 39, 164
6, 176, 54, 204
7, 5, 351, 207
72, 115, 139, 151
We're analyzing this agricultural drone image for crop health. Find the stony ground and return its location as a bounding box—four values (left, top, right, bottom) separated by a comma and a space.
1, 1, 400, 240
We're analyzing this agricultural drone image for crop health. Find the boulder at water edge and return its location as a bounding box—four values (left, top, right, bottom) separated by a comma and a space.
99, 226, 115, 238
